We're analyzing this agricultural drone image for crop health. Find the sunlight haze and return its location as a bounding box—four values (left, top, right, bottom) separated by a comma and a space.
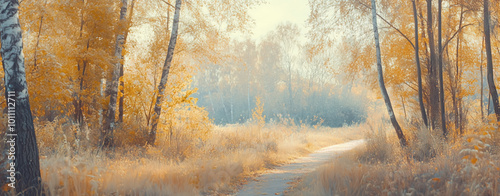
250, 0, 309, 39
5, 0, 498, 195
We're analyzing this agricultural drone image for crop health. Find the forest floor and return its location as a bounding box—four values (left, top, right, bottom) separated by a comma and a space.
233, 139, 365, 196
14, 122, 366, 196
283, 118, 500, 196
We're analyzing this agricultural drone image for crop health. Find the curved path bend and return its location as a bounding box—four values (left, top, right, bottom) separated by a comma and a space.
236, 139, 365, 196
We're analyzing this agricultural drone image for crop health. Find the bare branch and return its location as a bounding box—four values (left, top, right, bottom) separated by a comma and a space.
441, 23, 473, 54
158, 0, 175, 8
355, 0, 415, 49
404, 81, 418, 92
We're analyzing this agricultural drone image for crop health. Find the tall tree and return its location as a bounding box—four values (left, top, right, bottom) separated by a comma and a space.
426, 0, 440, 130
480, 36, 485, 121
148, 0, 182, 145
450, 4, 465, 133
74, 0, 87, 128
274, 23, 300, 118
412, 0, 428, 127
119, 0, 135, 123
370, 0, 407, 146
483, 0, 500, 121
0, 0, 42, 194
437, 0, 447, 137
103, 0, 128, 148
66, 0, 117, 131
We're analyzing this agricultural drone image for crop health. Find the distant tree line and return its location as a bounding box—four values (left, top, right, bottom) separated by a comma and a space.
193, 30, 367, 127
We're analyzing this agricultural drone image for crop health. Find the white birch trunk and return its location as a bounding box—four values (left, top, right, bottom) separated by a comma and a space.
102, 0, 127, 148
371, 0, 407, 147
148, 0, 182, 145
0, 0, 42, 193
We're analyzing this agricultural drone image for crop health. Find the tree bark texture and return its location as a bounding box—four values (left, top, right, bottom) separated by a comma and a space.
371, 0, 407, 147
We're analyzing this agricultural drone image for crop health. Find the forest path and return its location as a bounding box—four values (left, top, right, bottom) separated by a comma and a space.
235, 139, 365, 196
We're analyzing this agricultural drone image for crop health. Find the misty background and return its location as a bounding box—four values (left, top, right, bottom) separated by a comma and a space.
191, 30, 368, 127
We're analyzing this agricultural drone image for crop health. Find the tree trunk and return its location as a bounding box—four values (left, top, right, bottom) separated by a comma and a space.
118, 62, 124, 122
449, 56, 458, 130
484, 0, 500, 122
0, 0, 42, 194
401, 95, 407, 119
480, 36, 485, 121
418, 3, 433, 123
426, 0, 440, 130
412, 0, 428, 127
437, 0, 447, 137
488, 93, 492, 115
454, 5, 464, 133
99, 78, 105, 127
148, 0, 182, 145
77, 58, 88, 129
479, 36, 484, 121
446, 45, 460, 134
74, 2, 85, 126
102, 0, 128, 148
118, 0, 135, 123
371, 0, 407, 147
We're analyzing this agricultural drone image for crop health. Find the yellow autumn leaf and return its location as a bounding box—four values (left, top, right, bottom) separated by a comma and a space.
471, 157, 478, 164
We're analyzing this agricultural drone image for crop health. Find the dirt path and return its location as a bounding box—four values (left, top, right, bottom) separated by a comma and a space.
235, 139, 365, 196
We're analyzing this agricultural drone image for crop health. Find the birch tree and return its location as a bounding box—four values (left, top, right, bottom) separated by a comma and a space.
148, 0, 182, 145
370, 0, 407, 147
426, 0, 440, 130
102, 0, 128, 148
437, 0, 447, 137
274, 23, 300, 118
0, 0, 41, 194
412, 0, 428, 128
119, 0, 135, 123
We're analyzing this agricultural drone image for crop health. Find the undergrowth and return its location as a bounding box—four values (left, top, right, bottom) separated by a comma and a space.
1, 119, 363, 195
288, 116, 500, 196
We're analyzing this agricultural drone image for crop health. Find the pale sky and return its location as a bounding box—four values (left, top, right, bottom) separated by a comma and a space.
249, 0, 310, 40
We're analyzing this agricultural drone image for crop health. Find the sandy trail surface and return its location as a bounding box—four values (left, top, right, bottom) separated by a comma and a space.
236, 139, 365, 196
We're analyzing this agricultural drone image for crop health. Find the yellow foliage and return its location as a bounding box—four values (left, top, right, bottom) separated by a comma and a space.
36, 124, 362, 195
290, 119, 500, 196
35, 117, 82, 152
252, 96, 265, 127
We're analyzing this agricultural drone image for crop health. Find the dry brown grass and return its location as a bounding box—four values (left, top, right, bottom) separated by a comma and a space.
288, 117, 500, 196
20, 122, 363, 196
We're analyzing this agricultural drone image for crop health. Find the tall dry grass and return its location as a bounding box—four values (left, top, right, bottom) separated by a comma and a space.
0, 120, 363, 195
288, 116, 500, 196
